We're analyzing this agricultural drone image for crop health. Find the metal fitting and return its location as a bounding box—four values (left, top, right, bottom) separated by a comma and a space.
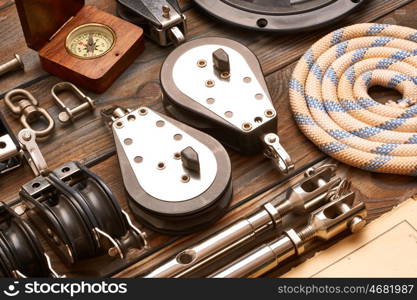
51, 82, 95, 124
17, 129, 48, 176
0, 54, 24, 77
211, 188, 367, 278
4, 89, 55, 139
263, 133, 294, 174
143, 164, 342, 278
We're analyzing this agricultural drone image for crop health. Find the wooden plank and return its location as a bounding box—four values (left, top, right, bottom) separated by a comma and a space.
0, 0, 192, 96
0, 0, 412, 96
113, 159, 417, 278
0, 0, 416, 278
0, 0, 415, 215
0, 0, 413, 199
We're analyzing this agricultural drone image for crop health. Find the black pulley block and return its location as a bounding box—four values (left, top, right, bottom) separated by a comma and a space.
20, 161, 147, 265
194, 0, 364, 32
0, 201, 55, 278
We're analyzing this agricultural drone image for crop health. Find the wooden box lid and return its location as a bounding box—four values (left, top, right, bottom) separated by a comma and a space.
15, 0, 85, 51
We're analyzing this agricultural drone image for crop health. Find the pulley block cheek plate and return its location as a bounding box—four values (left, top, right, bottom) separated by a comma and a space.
108, 107, 232, 235
161, 37, 276, 155
0, 202, 52, 278
193, 0, 364, 33
161, 37, 294, 174
21, 175, 99, 264
20, 161, 145, 264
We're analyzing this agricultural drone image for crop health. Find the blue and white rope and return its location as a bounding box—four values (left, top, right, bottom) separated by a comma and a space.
290, 23, 417, 176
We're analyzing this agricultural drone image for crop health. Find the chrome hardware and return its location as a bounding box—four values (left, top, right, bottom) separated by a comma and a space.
44, 253, 61, 278
211, 188, 367, 278
51, 82, 95, 124
108, 106, 218, 202
4, 89, 55, 139
95, 227, 125, 259
161, 38, 293, 175
17, 129, 48, 176
103, 105, 232, 234
95, 210, 148, 259
263, 133, 294, 174
0, 54, 24, 77
170, 44, 276, 132
117, 0, 187, 46
0, 112, 22, 174
144, 164, 341, 278
122, 210, 149, 249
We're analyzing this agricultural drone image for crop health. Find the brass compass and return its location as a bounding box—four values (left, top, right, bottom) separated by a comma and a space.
65, 23, 116, 59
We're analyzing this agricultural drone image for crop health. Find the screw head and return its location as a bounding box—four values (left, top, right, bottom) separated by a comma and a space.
58, 112, 71, 123
20, 130, 32, 142
14, 54, 25, 70
349, 216, 366, 233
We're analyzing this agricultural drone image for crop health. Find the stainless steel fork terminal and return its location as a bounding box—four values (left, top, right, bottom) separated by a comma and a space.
0, 54, 24, 77
211, 188, 367, 278
144, 164, 342, 278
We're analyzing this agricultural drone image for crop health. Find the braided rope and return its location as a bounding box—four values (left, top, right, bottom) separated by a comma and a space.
289, 23, 417, 176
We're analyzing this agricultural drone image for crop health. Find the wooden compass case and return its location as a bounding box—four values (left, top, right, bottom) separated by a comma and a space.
15, 0, 145, 93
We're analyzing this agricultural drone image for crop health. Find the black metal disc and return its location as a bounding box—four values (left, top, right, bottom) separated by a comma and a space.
194, 0, 364, 32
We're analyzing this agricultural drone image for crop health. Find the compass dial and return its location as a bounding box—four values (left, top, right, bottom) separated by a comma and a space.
65, 23, 116, 59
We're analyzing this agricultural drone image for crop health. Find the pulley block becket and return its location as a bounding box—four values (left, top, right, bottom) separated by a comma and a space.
102, 106, 232, 235
0, 201, 57, 278
161, 37, 294, 174
20, 161, 147, 265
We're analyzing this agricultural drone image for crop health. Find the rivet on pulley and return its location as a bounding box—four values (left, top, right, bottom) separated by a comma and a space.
51, 82, 95, 124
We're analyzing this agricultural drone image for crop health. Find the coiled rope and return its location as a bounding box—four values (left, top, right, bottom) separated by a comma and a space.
289, 23, 417, 176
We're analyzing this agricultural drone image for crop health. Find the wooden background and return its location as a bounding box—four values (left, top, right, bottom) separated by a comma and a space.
0, 0, 416, 278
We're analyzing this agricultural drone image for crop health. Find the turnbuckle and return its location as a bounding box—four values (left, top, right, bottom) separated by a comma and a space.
4, 89, 55, 139
211, 183, 367, 278
144, 164, 341, 278
51, 82, 95, 124
263, 133, 294, 174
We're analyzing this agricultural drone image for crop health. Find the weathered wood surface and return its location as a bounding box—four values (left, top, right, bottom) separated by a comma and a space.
0, 0, 416, 278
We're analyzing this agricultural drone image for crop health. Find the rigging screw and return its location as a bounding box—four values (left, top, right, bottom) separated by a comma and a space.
0, 54, 24, 77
